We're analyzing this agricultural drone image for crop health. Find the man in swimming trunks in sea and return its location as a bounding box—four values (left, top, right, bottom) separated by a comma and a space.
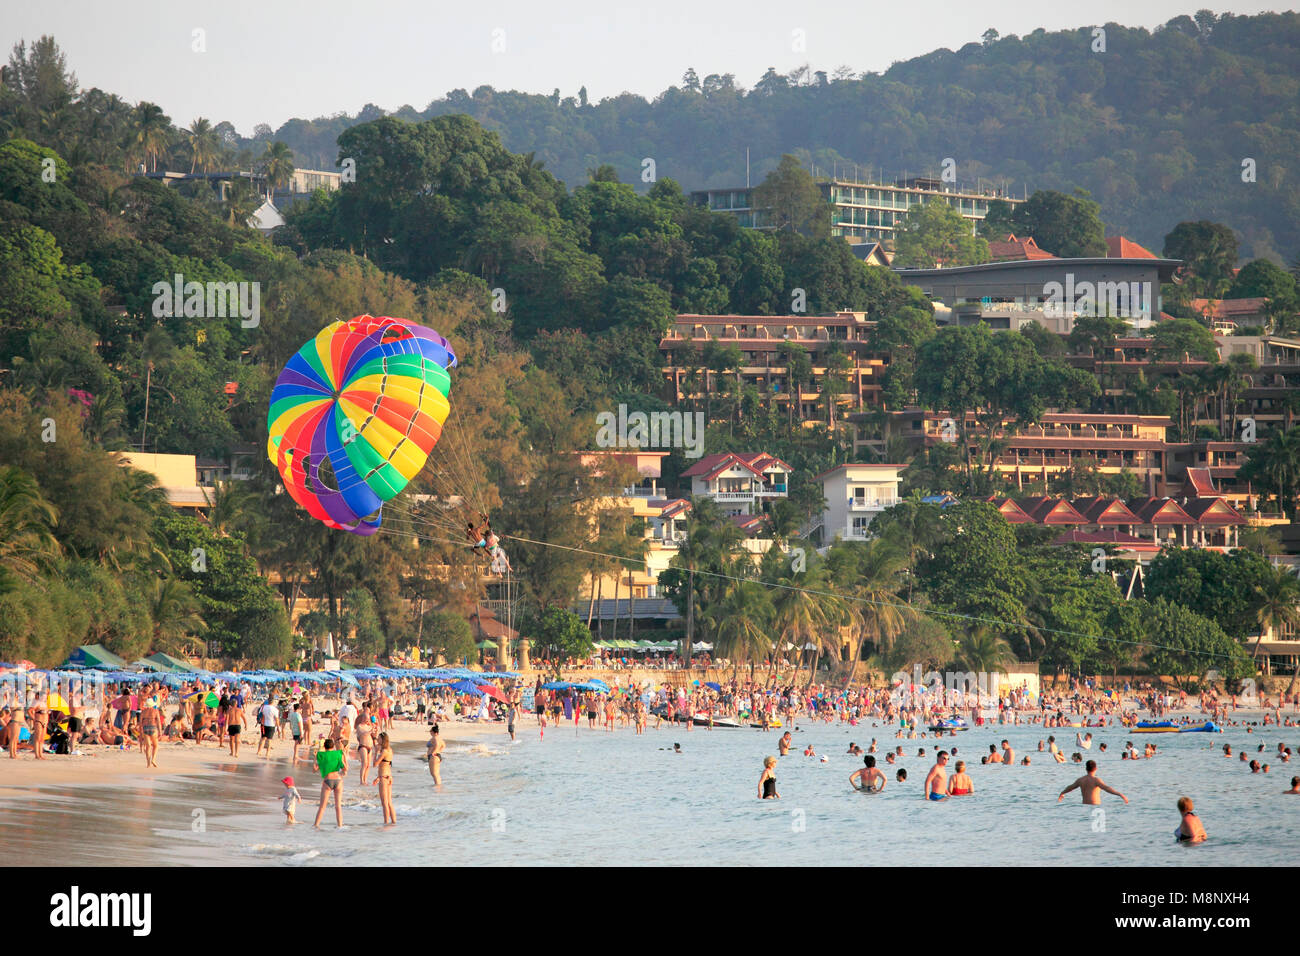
1057, 760, 1128, 805
850, 755, 886, 793
924, 751, 949, 800
1001, 740, 1014, 764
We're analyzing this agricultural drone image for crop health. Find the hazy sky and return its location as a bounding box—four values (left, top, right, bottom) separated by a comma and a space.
4, 1, 1288, 133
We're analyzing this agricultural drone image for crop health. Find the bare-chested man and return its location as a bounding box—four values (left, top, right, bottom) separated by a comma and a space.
850, 755, 886, 793
1001, 739, 1015, 764
1057, 760, 1128, 805
924, 750, 950, 801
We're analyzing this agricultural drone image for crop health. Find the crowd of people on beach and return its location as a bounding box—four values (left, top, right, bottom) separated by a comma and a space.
5, 668, 1300, 845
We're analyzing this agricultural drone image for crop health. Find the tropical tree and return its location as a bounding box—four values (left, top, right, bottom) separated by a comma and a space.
954, 626, 1017, 673
769, 559, 840, 688
260, 140, 295, 197
144, 575, 205, 655
132, 102, 171, 172
0, 465, 61, 591
712, 581, 774, 678
1251, 563, 1300, 661
186, 117, 220, 173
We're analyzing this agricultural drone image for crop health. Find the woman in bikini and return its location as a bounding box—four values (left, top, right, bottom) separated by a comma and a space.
355, 707, 374, 785
313, 738, 347, 829
426, 724, 445, 786
374, 732, 395, 825
140, 696, 163, 768
947, 760, 974, 796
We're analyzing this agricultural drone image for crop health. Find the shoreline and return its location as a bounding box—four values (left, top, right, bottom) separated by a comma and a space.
0, 701, 512, 799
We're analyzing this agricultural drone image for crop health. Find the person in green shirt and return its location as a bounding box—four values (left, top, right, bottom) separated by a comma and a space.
313, 737, 348, 829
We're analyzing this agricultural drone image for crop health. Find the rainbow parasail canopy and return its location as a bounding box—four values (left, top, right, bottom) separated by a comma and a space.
267, 315, 456, 535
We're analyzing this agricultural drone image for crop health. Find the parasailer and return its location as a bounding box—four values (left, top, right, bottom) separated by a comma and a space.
266, 315, 456, 534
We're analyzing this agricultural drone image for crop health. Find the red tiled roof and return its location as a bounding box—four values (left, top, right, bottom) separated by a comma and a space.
1018, 497, 1087, 524
1070, 496, 1142, 525
1189, 298, 1268, 320
1129, 498, 1194, 524
988, 233, 1057, 262
991, 497, 1034, 524
680, 452, 765, 481
1180, 468, 1218, 497
1180, 497, 1245, 525
1051, 529, 1160, 550
1105, 236, 1158, 259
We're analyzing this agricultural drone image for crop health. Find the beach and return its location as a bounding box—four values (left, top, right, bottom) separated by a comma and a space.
3, 696, 1298, 867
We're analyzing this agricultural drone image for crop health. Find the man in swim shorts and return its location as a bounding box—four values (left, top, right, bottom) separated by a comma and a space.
1058, 760, 1128, 805
850, 755, 886, 792
924, 750, 949, 800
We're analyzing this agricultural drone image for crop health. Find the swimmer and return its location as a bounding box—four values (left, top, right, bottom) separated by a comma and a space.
1001, 740, 1014, 764
850, 755, 886, 793
987, 744, 1002, 764
1285, 776, 1300, 794
923, 751, 949, 801
759, 755, 779, 800
1058, 760, 1128, 805
946, 760, 973, 796
1175, 796, 1207, 844
778, 731, 792, 756
1021, 755, 1031, 766
896, 768, 908, 783
1076, 732, 1093, 750
804, 744, 815, 757
1048, 736, 1066, 763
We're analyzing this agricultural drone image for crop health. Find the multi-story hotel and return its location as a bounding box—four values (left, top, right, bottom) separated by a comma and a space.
660, 311, 887, 420
691, 175, 1022, 246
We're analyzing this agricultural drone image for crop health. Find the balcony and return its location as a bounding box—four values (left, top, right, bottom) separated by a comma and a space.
709, 491, 756, 502
849, 496, 900, 511
755, 484, 789, 498
844, 520, 874, 540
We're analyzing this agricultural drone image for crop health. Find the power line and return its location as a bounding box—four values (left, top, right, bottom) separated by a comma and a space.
371, 509, 1255, 669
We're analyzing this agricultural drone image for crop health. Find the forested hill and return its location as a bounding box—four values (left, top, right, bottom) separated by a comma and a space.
263, 10, 1300, 260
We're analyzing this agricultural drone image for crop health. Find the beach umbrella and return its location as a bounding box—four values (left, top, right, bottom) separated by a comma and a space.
540, 681, 571, 691
476, 640, 498, 650
704, 681, 722, 692
478, 683, 507, 702
585, 678, 611, 691
449, 678, 484, 696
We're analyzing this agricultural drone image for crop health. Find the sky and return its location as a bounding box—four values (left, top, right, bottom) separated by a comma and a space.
3, 1, 1289, 134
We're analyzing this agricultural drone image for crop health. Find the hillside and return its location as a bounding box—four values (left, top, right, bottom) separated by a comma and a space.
261, 11, 1300, 261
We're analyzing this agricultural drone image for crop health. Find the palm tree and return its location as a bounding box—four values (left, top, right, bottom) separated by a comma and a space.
770, 561, 840, 689
145, 576, 205, 655
712, 581, 774, 679
260, 141, 295, 198
1251, 563, 1300, 662
137, 326, 177, 452
186, 117, 220, 173
0, 466, 61, 591
222, 177, 261, 227
954, 626, 1017, 673
132, 102, 171, 172
835, 539, 908, 689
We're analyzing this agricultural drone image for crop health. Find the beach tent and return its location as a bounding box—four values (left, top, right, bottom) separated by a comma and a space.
62, 644, 128, 669
141, 651, 194, 673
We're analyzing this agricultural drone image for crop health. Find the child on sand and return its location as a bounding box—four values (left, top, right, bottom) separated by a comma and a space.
281, 776, 301, 824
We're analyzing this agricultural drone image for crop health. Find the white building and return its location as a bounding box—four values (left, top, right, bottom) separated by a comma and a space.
817, 463, 906, 544
679, 452, 791, 517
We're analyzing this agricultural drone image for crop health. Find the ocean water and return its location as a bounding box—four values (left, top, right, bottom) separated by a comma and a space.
3, 719, 1298, 866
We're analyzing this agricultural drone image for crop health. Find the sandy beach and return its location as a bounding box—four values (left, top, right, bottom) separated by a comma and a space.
0, 698, 510, 799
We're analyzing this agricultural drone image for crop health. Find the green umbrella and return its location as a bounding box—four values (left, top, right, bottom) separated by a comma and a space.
476, 640, 498, 649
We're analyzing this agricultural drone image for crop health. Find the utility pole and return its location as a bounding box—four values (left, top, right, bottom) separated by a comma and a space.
684, 567, 695, 667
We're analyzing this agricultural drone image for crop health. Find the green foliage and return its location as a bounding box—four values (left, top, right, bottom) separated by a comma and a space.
894, 199, 991, 267
981, 189, 1106, 258
424, 610, 476, 663
1141, 597, 1251, 686
526, 605, 593, 669
1144, 548, 1274, 641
